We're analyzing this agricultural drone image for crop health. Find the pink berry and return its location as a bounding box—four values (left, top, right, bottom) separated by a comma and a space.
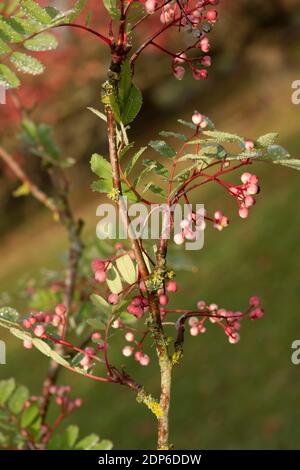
228, 333, 240, 344
74, 398, 82, 408
112, 319, 122, 329
250, 307, 264, 320
193, 69, 208, 80
91, 332, 102, 341
249, 296, 261, 307
127, 305, 144, 318
174, 232, 185, 245
201, 55, 211, 67
95, 270, 107, 283
23, 340, 33, 349
200, 119, 208, 129
238, 206, 249, 219
197, 300, 206, 310
34, 325, 45, 338
132, 296, 142, 307
55, 304, 66, 317
139, 354, 150, 366
206, 9, 218, 23
244, 196, 255, 208
199, 37, 210, 53
85, 347, 95, 356
166, 280, 177, 293
23, 319, 31, 329
209, 303, 218, 311
139, 281, 146, 292
56, 396, 64, 406
244, 140, 254, 151
52, 315, 61, 327
91, 258, 105, 272
241, 172, 252, 184
108, 293, 119, 305
80, 355, 92, 368
173, 66, 185, 80
158, 294, 169, 306
134, 350, 143, 362
125, 331, 135, 342
190, 326, 199, 336
188, 317, 199, 327
122, 346, 134, 357
192, 111, 202, 126
246, 184, 258, 196
174, 52, 187, 64
145, 0, 157, 14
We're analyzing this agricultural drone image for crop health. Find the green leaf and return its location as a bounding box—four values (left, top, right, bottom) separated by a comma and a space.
0, 307, 19, 322
143, 182, 166, 198
103, 0, 120, 20
70, 352, 85, 367
119, 59, 132, 104
21, 0, 52, 24
274, 159, 300, 170
75, 433, 100, 450
149, 140, 176, 158
0, 64, 20, 88
106, 265, 123, 294
91, 439, 113, 450
116, 254, 137, 284
178, 119, 196, 130
10, 327, 32, 342
0, 379, 16, 406
256, 133, 278, 147
61, 425, 79, 449
10, 52, 44, 75
198, 143, 227, 160
47, 432, 62, 450
20, 402, 39, 428
143, 159, 169, 178
91, 179, 112, 193
32, 338, 52, 357
159, 130, 187, 141
124, 146, 147, 176
90, 154, 111, 179
0, 17, 23, 42
121, 84, 143, 125
202, 130, 244, 144
36, 123, 61, 159
50, 350, 70, 367
119, 142, 134, 159
0, 38, 11, 54
267, 144, 290, 160
90, 294, 111, 316
8, 385, 29, 414
24, 32, 58, 51
114, 60, 143, 125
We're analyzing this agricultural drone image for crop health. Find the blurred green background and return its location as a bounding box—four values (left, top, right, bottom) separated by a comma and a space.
1, 0, 300, 449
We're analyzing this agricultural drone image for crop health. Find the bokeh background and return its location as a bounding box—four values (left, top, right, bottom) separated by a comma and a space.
1, 0, 300, 449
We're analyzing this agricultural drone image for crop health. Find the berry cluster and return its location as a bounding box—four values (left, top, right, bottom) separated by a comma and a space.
174, 210, 206, 245
141, 1, 220, 81
47, 385, 82, 412
170, 0, 220, 80
189, 296, 265, 344
127, 294, 149, 319
22, 304, 67, 348
122, 331, 150, 366
229, 171, 260, 219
